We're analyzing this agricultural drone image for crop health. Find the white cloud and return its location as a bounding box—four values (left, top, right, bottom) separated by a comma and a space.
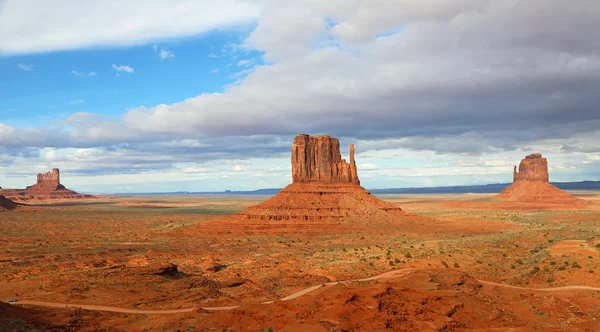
209, 68, 220, 74
112, 64, 134, 73
153, 44, 174, 59
71, 70, 97, 77
358, 163, 379, 170
17, 63, 34, 71
0, 0, 260, 55
44, 150, 57, 161
231, 165, 245, 172
237, 59, 253, 67
1, 0, 600, 191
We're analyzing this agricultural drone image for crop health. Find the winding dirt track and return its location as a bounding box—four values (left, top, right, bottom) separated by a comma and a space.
11, 268, 600, 315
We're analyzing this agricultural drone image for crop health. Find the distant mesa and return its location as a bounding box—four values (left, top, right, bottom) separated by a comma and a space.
513, 153, 549, 182
0, 168, 94, 203
497, 153, 586, 205
26, 168, 66, 191
192, 134, 431, 235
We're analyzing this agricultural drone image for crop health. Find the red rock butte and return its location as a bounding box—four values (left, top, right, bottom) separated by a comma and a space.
192, 134, 433, 235
292, 134, 359, 185
513, 153, 549, 182
1, 168, 94, 203
26, 168, 66, 191
497, 153, 586, 205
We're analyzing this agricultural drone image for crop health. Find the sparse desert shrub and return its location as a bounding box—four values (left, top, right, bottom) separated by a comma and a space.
516, 259, 524, 265
389, 260, 394, 266
404, 252, 412, 259
476, 259, 483, 264
588, 256, 593, 259
454, 262, 460, 268
502, 253, 507, 257
511, 265, 516, 269
572, 262, 582, 269
558, 266, 566, 271
369, 262, 374, 267
531, 266, 540, 274
441, 261, 449, 268
550, 261, 556, 265
589, 270, 595, 274
394, 258, 401, 264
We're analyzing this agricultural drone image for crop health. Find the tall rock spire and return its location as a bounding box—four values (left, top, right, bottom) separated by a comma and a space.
291, 134, 360, 185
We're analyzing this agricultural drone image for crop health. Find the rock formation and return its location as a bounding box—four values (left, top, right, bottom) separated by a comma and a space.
292, 134, 359, 185
27, 168, 66, 191
0, 195, 18, 211
513, 153, 549, 182
195, 134, 430, 235
0, 168, 94, 202
497, 153, 585, 205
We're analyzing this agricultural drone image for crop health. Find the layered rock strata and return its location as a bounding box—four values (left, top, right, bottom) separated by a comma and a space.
292, 134, 359, 185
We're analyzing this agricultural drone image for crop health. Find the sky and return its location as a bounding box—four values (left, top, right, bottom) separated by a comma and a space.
1, 0, 599, 193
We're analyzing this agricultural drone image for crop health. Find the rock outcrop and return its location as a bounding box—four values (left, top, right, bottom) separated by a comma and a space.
513, 153, 549, 182
1, 168, 95, 203
0, 195, 18, 211
194, 134, 431, 235
292, 134, 359, 185
27, 168, 66, 191
497, 153, 585, 205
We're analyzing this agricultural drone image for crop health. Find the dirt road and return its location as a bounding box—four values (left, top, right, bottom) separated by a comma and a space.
12, 268, 600, 314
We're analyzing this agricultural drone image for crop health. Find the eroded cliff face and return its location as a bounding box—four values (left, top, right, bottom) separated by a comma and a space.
291, 134, 360, 185
513, 153, 549, 182
27, 168, 66, 191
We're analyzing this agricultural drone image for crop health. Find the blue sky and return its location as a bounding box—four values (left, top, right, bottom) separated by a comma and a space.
1, 31, 260, 127
1, 0, 599, 193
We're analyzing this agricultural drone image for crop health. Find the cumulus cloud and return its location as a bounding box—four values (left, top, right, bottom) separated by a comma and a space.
17, 63, 34, 71
112, 64, 134, 73
0, 0, 260, 55
1, 0, 600, 189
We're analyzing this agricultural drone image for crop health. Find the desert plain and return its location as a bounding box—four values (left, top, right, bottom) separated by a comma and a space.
1, 191, 600, 331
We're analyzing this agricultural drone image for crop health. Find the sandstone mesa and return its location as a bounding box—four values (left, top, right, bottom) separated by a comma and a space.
0, 168, 94, 203
192, 134, 433, 235
497, 153, 585, 205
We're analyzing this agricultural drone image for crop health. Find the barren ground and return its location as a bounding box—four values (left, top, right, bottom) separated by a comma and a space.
1, 192, 600, 331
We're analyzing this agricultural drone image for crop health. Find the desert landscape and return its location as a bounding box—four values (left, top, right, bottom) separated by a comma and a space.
3, 2, 600, 331
1, 135, 600, 331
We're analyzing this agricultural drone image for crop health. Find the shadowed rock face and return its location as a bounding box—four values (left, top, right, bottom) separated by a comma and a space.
292, 134, 359, 185
0, 195, 17, 210
513, 153, 549, 182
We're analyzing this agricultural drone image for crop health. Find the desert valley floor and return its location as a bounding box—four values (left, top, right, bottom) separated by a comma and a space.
2, 192, 600, 331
